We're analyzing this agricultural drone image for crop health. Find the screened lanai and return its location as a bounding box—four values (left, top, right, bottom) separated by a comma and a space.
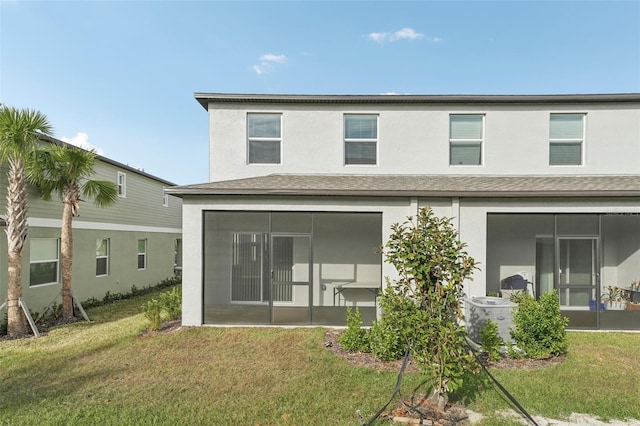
202, 211, 382, 325
487, 213, 640, 329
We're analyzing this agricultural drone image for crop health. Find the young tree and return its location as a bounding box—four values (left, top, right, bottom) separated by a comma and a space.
29, 144, 118, 319
0, 106, 53, 337
382, 207, 479, 409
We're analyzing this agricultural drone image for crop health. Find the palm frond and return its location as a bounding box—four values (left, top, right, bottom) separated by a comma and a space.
29, 144, 97, 196
0, 106, 53, 163
82, 180, 118, 208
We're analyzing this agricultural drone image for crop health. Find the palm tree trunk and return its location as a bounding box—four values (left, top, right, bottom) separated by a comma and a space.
61, 197, 74, 318
6, 158, 28, 337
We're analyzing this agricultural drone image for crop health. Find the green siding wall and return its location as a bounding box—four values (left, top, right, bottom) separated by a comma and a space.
0, 153, 183, 314
0, 160, 182, 229
0, 227, 181, 313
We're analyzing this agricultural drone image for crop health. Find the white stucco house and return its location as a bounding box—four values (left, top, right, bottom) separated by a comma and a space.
167, 93, 640, 330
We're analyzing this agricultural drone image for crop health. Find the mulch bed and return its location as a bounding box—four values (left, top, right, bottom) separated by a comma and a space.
324, 329, 565, 425
140, 319, 182, 337
324, 329, 565, 371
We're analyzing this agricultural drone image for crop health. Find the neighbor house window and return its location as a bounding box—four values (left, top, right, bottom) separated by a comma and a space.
137, 239, 147, 270
344, 114, 378, 165
29, 238, 59, 286
162, 190, 169, 207
450, 114, 484, 166
549, 113, 584, 166
96, 238, 109, 276
117, 172, 126, 198
247, 113, 281, 164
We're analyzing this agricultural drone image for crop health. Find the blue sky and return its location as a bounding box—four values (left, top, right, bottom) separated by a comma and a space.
1, 1, 639, 185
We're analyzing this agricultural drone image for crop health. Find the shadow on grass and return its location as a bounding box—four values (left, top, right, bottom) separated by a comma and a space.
85, 285, 180, 324
450, 369, 491, 406
0, 337, 126, 417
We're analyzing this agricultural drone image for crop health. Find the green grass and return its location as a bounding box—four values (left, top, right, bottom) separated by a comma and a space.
2, 291, 640, 425
472, 332, 640, 424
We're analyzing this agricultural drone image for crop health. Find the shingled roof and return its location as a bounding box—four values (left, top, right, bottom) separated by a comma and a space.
166, 174, 640, 198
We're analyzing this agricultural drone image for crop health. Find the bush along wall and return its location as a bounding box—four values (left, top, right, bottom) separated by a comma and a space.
509, 291, 569, 358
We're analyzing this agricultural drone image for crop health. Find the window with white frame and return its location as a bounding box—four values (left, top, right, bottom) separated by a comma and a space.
344, 114, 378, 165
549, 113, 585, 166
247, 113, 282, 164
117, 172, 126, 198
162, 190, 169, 207
449, 114, 484, 166
29, 238, 59, 286
96, 238, 109, 276
137, 239, 147, 270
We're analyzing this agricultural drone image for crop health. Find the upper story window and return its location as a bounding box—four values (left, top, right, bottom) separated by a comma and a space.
549, 113, 585, 166
117, 172, 126, 198
344, 114, 378, 165
30, 238, 59, 287
449, 114, 484, 166
162, 190, 169, 207
247, 113, 281, 164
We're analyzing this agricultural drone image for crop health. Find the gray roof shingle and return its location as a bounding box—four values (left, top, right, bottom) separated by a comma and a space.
166, 174, 640, 198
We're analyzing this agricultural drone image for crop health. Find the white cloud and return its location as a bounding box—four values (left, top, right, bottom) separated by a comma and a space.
260, 53, 287, 63
389, 27, 424, 41
367, 27, 441, 45
61, 132, 105, 156
253, 53, 287, 74
366, 32, 389, 44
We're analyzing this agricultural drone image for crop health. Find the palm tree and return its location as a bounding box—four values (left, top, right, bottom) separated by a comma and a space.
30, 144, 118, 319
0, 106, 53, 337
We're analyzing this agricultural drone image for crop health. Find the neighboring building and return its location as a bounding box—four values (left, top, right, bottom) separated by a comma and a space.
168, 93, 640, 330
0, 136, 182, 314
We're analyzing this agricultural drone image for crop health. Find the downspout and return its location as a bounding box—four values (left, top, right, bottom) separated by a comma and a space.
410, 196, 419, 219
452, 197, 460, 234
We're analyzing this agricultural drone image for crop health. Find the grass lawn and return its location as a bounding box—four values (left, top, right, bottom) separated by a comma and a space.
2, 288, 640, 425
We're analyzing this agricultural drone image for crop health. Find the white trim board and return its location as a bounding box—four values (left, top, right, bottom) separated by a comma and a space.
27, 217, 181, 234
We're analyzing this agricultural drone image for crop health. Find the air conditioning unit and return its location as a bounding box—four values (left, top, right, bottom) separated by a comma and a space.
464, 296, 516, 344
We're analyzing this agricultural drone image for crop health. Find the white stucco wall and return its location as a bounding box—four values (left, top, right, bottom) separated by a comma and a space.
208, 102, 640, 182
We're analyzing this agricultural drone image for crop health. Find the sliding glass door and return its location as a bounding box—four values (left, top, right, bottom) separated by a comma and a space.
270, 235, 311, 324
557, 237, 598, 307
557, 236, 599, 328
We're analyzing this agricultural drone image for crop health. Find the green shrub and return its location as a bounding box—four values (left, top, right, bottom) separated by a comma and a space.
81, 276, 182, 310
82, 297, 101, 309
510, 292, 569, 358
367, 284, 416, 361
479, 319, 503, 362
103, 291, 126, 304
338, 307, 369, 352
159, 287, 182, 321
369, 318, 405, 361
141, 286, 183, 330
142, 299, 163, 331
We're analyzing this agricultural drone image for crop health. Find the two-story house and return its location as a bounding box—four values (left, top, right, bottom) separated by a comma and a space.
1, 135, 183, 315
168, 93, 640, 330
